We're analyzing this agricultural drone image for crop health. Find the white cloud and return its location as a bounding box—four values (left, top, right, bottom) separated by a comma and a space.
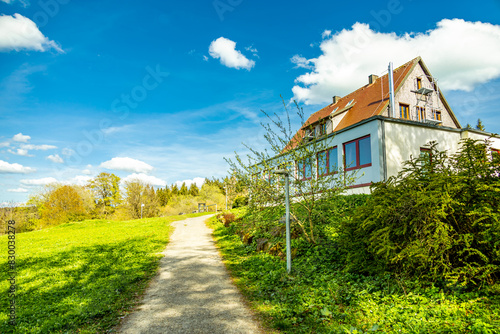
0, 141, 9, 148
122, 173, 166, 187
322, 30, 332, 39
0, 14, 63, 52
21, 144, 57, 150
292, 19, 500, 105
64, 175, 91, 186
8, 188, 28, 193
0, 160, 35, 174
9, 148, 32, 156
1, 0, 29, 6
12, 132, 30, 143
100, 157, 154, 174
175, 177, 205, 189
82, 169, 92, 175
209, 37, 256, 70
20, 177, 57, 185
291, 55, 314, 69
47, 154, 63, 163
203, 55, 209, 62
62, 148, 75, 156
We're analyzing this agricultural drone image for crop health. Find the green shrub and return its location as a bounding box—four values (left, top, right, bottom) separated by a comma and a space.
341, 139, 500, 288
232, 195, 249, 208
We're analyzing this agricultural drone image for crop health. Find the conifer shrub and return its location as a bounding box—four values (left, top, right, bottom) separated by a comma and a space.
340, 139, 500, 288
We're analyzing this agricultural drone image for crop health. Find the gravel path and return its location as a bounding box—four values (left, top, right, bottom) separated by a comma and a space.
117, 215, 263, 334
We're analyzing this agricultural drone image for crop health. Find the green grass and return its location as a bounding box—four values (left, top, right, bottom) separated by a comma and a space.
208, 212, 500, 334
0, 213, 210, 334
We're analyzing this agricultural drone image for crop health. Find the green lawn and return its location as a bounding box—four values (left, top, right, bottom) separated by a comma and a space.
0, 213, 209, 334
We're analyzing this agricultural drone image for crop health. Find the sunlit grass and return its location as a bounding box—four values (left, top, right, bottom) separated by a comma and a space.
0, 213, 209, 334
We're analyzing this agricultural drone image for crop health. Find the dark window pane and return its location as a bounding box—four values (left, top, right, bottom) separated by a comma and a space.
305, 157, 312, 178
329, 147, 338, 172
359, 137, 371, 166
345, 142, 357, 168
318, 151, 327, 175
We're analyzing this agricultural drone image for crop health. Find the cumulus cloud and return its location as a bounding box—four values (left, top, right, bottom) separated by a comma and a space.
175, 177, 205, 189
47, 154, 63, 163
0, 160, 35, 174
8, 188, 28, 193
1, 0, 30, 6
20, 177, 57, 185
209, 37, 256, 70
82, 169, 92, 175
65, 175, 91, 186
122, 173, 166, 187
9, 148, 32, 156
292, 19, 500, 105
100, 157, 154, 174
12, 132, 30, 143
0, 14, 63, 52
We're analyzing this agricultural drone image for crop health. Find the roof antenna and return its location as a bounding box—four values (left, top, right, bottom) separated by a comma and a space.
388, 62, 396, 118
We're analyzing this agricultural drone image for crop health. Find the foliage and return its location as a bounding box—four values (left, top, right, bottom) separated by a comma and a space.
0, 213, 209, 333
340, 139, 500, 288
226, 98, 357, 244
86, 172, 121, 216
207, 208, 500, 333
123, 180, 160, 219
232, 195, 249, 208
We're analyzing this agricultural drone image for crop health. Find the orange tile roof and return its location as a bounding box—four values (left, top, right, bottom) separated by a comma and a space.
284, 57, 419, 151
303, 57, 418, 132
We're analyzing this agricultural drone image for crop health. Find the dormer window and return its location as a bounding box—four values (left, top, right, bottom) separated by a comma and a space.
346, 99, 354, 107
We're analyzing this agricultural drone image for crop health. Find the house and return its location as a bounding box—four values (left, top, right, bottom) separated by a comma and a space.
289, 57, 500, 193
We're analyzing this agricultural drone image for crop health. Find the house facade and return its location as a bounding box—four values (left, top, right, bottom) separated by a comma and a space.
292, 57, 500, 193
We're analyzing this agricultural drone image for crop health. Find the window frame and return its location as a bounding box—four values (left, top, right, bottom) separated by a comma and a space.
433, 109, 442, 121
420, 147, 432, 164
492, 148, 500, 157
400, 103, 410, 120
343, 135, 372, 172
417, 106, 426, 121
296, 157, 313, 181
317, 146, 338, 177
416, 77, 422, 90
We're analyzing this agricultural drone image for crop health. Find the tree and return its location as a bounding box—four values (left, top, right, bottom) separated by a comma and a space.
226, 98, 357, 243
341, 139, 500, 287
188, 183, 199, 196
86, 172, 121, 216
124, 180, 159, 219
179, 182, 188, 196
476, 118, 486, 131
170, 184, 179, 196
39, 185, 90, 227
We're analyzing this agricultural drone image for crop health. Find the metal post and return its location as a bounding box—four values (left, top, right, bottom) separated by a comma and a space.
141, 203, 144, 219
388, 62, 396, 118
284, 173, 291, 274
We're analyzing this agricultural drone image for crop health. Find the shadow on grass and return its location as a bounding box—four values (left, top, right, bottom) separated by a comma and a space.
0, 237, 168, 334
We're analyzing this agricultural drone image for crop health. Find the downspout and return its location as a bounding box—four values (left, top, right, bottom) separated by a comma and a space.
381, 118, 387, 181
388, 62, 396, 118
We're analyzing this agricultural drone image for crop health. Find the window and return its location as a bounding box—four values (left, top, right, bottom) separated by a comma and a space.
317, 146, 338, 176
318, 122, 327, 136
297, 157, 313, 180
400, 104, 410, 120
420, 147, 432, 163
416, 78, 422, 90
417, 106, 426, 121
433, 110, 442, 121
343, 135, 372, 171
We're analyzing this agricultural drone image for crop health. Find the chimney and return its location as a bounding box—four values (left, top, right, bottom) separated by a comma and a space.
368, 74, 379, 84
388, 62, 396, 118
332, 96, 341, 104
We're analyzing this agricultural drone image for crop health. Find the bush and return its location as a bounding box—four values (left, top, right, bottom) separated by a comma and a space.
340, 139, 500, 288
232, 195, 248, 208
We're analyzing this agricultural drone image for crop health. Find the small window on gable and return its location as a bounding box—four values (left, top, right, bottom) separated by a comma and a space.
433, 110, 442, 121
400, 104, 410, 120
416, 77, 422, 90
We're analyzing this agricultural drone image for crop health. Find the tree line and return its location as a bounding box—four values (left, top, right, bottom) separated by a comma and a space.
0, 174, 237, 233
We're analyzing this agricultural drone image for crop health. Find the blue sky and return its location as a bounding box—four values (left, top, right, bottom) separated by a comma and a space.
1, 0, 500, 203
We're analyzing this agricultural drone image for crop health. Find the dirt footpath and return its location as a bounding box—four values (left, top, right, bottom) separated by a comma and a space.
117, 214, 263, 334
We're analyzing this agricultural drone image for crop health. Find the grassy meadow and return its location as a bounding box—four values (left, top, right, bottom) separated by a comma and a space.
0, 213, 209, 334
